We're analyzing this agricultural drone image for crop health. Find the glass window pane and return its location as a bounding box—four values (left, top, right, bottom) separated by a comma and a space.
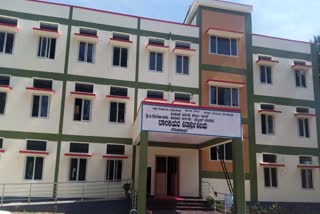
307, 169, 313, 188
107, 144, 125, 155
210, 86, 216, 105
264, 168, 270, 187
87, 43, 94, 63
69, 158, 78, 181
217, 88, 231, 106
120, 48, 128, 67
34, 157, 43, 180
32, 95, 40, 117
156, 157, 167, 173
82, 99, 91, 121
40, 37, 47, 57
118, 103, 125, 123
25, 157, 35, 180
78, 159, 87, 181
40, 96, 49, 118
295, 71, 300, 87
109, 102, 118, 122
0, 32, 5, 52
176, 56, 182, 74
218, 145, 225, 160
261, 114, 266, 134
49, 38, 56, 59
304, 119, 310, 138
267, 115, 273, 134
113, 47, 120, 66
107, 160, 114, 180
0, 92, 6, 114
78, 42, 85, 62
27, 140, 47, 151
232, 88, 239, 107
210, 147, 217, 160
266, 67, 272, 84
183, 56, 189, 74
298, 119, 304, 137
271, 168, 277, 187
70, 143, 89, 153
210, 36, 217, 53
225, 143, 232, 160
231, 39, 237, 56
217, 37, 230, 55
301, 169, 306, 188
116, 160, 122, 181
5, 33, 14, 54
149, 52, 156, 70
73, 98, 82, 121
260, 66, 266, 83
301, 72, 306, 87
157, 53, 163, 71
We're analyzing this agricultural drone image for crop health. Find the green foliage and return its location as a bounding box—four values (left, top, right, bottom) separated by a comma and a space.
122, 182, 131, 196
206, 196, 217, 208
248, 203, 286, 214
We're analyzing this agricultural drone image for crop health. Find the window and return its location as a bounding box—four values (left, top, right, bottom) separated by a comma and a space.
261, 114, 274, 134
260, 65, 272, 84
106, 160, 122, 181
0, 75, 10, 85
296, 107, 309, 113
40, 22, 58, 31
176, 41, 190, 49
300, 156, 313, 189
113, 33, 130, 41
26, 140, 47, 151
78, 42, 95, 63
149, 38, 164, 46
0, 138, 3, 149
149, 52, 163, 72
210, 86, 239, 107
0, 92, 7, 114
294, 60, 306, 66
107, 144, 125, 155
69, 158, 87, 181
79, 28, 97, 36
33, 79, 53, 89
263, 154, 277, 188
295, 70, 306, 88
73, 98, 91, 121
37, 37, 56, 59
70, 143, 89, 153
176, 55, 189, 75
75, 83, 93, 93
0, 16, 18, 26
147, 90, 164, 99
0, 32, 14, 54
25, 156, 44, 180
174, 93, 191, 102
109, 102, 125, 123
298, 118, 310, 138
32, 95, 50, 118
210, 142, 232, 161
110, 87, 128, 97
113, 47, 128, 67
210, 36, 237, 56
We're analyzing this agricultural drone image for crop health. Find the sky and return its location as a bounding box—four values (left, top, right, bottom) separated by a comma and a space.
44, 0, 320, 42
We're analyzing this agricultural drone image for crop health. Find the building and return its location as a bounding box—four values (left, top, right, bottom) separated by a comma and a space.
0, 0, 319, 213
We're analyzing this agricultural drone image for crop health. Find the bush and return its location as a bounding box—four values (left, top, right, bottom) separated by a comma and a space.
206, 196, 216, 208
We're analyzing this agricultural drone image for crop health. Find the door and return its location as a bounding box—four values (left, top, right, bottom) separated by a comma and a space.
155, 156, 179, 196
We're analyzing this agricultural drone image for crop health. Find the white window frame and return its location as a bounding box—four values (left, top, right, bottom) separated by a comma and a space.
0, 31, 15, 55
0, 91, 7, 115
209, 142, 232, 161
24, 156, 44, 181
261, 114, 274, 135
298, 118, 310, 138
112, 46, 128, 68
260, 65, 272, 84
78, 41, 95, 63
264, 167, 278, 188
69, 158, 87, 182
176, 55, 189, 75
73, 98, 92, 122
209, 86, 239, 107
37, 36, 56, 59
109, 101, 126, 124
295, 70, 306, 88
209, 35, 238, 57
149, 51, 163, 72
31, 95, 50, 119
105, 159, 123, 182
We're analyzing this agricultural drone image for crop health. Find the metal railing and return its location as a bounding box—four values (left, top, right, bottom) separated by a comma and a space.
0, 179, 131, 207
202, 181, 233, 214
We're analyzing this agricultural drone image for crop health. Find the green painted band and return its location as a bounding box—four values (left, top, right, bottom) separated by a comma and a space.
252, 46, 311, 61
254, 95, 315, 108
148, 141, 198, 149
201, 64, 247, 75
198, 138, 230, 149
201, 171, 250, 180
255, 144, 319, 156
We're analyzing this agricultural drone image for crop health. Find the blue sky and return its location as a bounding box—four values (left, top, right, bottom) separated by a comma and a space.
44, 0, 320, 42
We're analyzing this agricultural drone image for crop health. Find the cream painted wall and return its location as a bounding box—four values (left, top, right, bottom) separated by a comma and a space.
147, 147, 199, 197
0, 19, 67, 73
254, 103, 318, 148
253, 55, 314, 101
67, 27, 137, 82
256, 153, 320, 202
0, 76, 62, 133
62, 82, 134, 138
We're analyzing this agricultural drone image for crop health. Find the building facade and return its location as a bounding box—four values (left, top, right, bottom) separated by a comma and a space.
0, 0, 319, 213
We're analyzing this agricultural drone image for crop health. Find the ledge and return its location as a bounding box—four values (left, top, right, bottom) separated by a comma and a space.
109, 38, 132, 47
294, 113, 317, 118
207, 79, 245, 88
0, 23, 19, 33
74, 33, 99, 43
33, 27, 60, 38
172, 100, 197, 106
106, 95, 130, 100
206, 27, 244, 39
146, 44, 169, 52
256, 59, 279, 66
292, 64, 312, 71
143, 98, 168, 104
26, 87, 55, 95
102, 155, 128, 159
207, 106, 241, 112
297, 164, 320, 169
0, 85, 12, 92
0, 149, 5, 153
64, 152, 92, 158
260, 162, 285, 167
70, 91, 96, 98
19, 150, 49, 155
173, 47, 196, 55
258, 109, 282, 114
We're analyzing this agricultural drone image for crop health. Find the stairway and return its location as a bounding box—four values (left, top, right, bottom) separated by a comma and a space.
147, 196, 217, 212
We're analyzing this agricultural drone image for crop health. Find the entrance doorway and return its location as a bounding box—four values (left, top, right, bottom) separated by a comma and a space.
155, 156, 179, 196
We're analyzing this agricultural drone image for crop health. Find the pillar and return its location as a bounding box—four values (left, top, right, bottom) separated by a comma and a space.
232, 138, 246, 214
137, 131, 148, 214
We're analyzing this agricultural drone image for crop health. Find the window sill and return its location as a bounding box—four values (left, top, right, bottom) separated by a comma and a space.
26, 87, 55, 95
173, 47, 195, 55
292, 64, 312, 71
208, 52, 238, 58
297, 164, 320, 169
256, 59, 279, 66
208, 105, 241, 112
143, 98, 168, 104
146, 43, 169, 52
259, 162, 285, 167
109, 38, 132, 47
33, 27, 60, 38
74, 33, 99, 43
258, 109, 282, 114
172, 100, 197, 106
207, 79, 245, 88
0, 85, 12, 92
102, 155, 128, 159
0, 149, 5, 153
70, 91, 96, 98
19, 150, 49, 156
0, 23, 19, 33
64, 152, 92, 158
206, 27, 244, 39
294, 113, 316, 118
106, 95, 130, 100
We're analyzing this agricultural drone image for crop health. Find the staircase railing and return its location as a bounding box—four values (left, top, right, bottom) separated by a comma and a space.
220, 159, 234, 194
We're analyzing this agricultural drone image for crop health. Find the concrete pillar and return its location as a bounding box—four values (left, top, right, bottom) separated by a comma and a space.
137, 131, 148, 214
232, 138, 246, 214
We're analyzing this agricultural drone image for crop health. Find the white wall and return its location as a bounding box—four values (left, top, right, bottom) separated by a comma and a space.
0, 76, 62, 134
253, 55, 314, 101
257, 153, 320, 202
254, 103, 318, 148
